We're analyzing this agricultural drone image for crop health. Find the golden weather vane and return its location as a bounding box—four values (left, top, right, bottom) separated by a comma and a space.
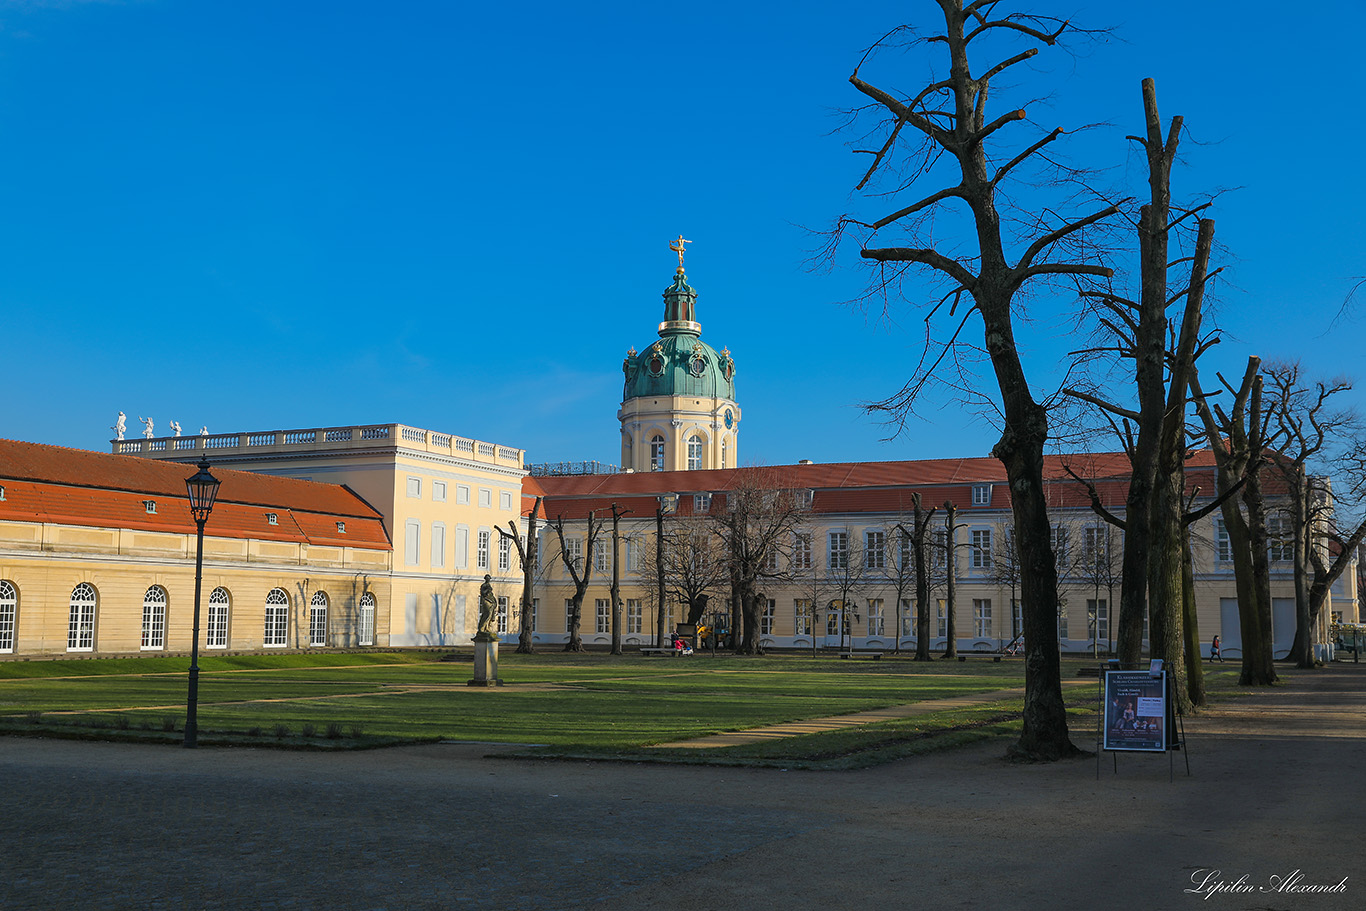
669, 235, 691, 271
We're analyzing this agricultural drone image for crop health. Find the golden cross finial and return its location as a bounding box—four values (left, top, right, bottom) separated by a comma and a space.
669, 235, 691, 270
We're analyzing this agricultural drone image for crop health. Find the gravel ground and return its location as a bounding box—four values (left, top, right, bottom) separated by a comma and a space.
1, 664, 1361, 911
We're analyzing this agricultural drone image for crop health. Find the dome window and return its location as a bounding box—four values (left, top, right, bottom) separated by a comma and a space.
690, 355, 707, 377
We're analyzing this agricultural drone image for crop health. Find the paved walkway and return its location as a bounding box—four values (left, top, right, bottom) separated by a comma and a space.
1, 664, 1361, 911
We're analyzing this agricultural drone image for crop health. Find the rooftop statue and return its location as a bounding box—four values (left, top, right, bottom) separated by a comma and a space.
111, 412, 126, 441
169, 421, 182, 437
139, 416, 154, 439
669, 234, 691, 271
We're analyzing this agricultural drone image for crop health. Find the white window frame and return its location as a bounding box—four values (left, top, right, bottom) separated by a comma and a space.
264, 588, 289, 648
67, 583, 97, 652
406, 477, 422, 498
309, 591, 328, 647
456, 485, 471, 505
693, 493, 712, 513
972, 484, 991, 505
477, 529, 491, 570
973, 598, 992, 638
499, 534, 512, 572
0, 580, 18, 653
1214, 518, 1232, 563
565, 537, 583, 572
687, 435, 703, 470
828, 530, 849, 571
792, 533, 812, 571
433, 480, 447, 502
140, 586, 167, 651
596, 598, 611, 633
497, 596, 509, 635
970, 529, 992, 569
594, 541, 610, 573
865, 530, 885, 571
761, 599, 775, 635
794, 599, 812, 636
650, 435, 666, 471
479, 488, 493, 508
358, 592, 376, 646
867, 598, 884, 636
627, 598, 643, 634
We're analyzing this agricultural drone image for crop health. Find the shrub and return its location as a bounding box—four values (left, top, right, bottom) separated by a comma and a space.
247, 726, 263, 737
274, 724, 290, 739
114, 714, 131, 730
161, 717, 177, 732
325, 723, 343, 740
349, 725, 364, 740
25, 711, 42, 725
301, 723, 317, 738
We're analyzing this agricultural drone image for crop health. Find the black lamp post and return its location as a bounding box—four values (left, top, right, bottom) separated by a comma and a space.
184, 457, 221, 748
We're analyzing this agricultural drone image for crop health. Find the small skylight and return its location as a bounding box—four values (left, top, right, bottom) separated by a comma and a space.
144, 500, 157, 514
267, 513, 278, 525
0, 485, 6, 501
336, 522, 346, 533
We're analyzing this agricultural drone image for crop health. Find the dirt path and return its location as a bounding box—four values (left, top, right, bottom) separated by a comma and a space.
1, 664, 1361, 911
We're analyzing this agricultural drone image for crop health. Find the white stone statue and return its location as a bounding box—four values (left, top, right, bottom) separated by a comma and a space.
111, 412, 126, 441
139, 416, 154, 439
169, 421, 182, 437
199, 426, 208, 437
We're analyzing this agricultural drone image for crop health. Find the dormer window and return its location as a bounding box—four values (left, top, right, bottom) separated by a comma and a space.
144, 500, 157, 514
267, 513, 278, 525
0, 486, 6, 501
336, 522, 346, 533
796, 489, 813, 509
972, 484, 991, 506
693, 493, 712, 513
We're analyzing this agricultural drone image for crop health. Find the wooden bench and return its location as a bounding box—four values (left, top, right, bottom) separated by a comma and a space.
838, 652, 882, 661
639, 647, 688, 657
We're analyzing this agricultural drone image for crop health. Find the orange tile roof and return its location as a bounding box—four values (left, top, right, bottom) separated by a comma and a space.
528, 450, 1239, 520
0, 439, 389, 548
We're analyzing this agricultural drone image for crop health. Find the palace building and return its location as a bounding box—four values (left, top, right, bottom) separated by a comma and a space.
0, 257, 1356, 660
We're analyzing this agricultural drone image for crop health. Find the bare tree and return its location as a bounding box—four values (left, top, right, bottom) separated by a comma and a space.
1262, 362, 1366, 667
823, 526, 868, 655
941, 502, 963, 660
835, 1, 1120, 759
712, 471, 809, 655
496, 496, 541, 654
897, 492, 939, 661
643, 517, 729, 631
552, 511, 603, 653
1190, 359, 1277, 685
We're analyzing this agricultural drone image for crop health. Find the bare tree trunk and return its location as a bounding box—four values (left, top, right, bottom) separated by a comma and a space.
942, 503, 958, 660
610, 504, 624, 655
655, 507, 667, 648
1287, 469, 1314, 667
1181, 522, 1206, 707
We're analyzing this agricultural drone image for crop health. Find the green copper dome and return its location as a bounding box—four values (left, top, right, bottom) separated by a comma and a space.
622, 270, 736, 402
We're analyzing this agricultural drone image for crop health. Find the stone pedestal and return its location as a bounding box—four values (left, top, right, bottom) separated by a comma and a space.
469, 635, 503, 687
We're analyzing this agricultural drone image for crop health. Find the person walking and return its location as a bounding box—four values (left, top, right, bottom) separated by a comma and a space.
1210, 635, 1223, 662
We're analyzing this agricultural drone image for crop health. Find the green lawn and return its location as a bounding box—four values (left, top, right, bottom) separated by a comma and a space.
0, 651, 1242, 766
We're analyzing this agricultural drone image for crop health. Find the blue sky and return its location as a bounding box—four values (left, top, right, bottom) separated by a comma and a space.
3, 0, 1362, 470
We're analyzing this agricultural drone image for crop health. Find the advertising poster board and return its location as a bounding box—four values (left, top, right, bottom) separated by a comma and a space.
1102, 670, 1168, 752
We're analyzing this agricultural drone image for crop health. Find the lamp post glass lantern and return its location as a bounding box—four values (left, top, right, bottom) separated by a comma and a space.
184, 457, 220, 748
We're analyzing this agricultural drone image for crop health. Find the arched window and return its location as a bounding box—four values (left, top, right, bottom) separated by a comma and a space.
68, 583, 97, 652
309, 591, 329, 647
358, 592, 376, 647
264, 588, 289, 647
207, 587, 230, 649
0, 580, 16, 653
141, 586, 168, 650
650, 435, 666, 471
721, 437, 728, 469
687, 434, 703, 471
